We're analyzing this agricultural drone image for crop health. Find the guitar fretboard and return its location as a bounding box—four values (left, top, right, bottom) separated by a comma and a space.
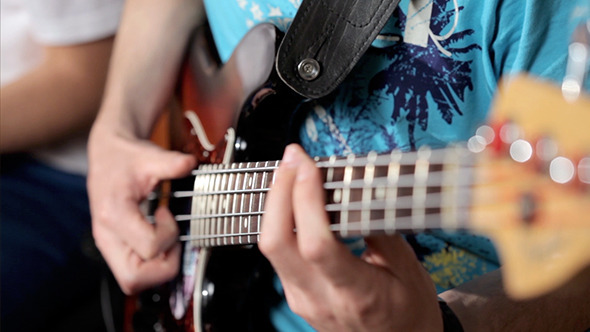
181, 146, 475, 248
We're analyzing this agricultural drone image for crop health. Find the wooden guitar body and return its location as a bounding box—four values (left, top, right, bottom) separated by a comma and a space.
171, 23, 300, 332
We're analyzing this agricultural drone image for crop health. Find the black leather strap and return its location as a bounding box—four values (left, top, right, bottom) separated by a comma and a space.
439, 299, 464, 332
276, 0, 401, 99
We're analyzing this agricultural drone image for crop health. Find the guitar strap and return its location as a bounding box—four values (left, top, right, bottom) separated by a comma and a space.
276, 0, 401, 99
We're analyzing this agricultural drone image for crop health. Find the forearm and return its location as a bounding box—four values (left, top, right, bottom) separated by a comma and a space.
439, 268, 590, 331
96, 0, 205, 139
0, 38, 113, 153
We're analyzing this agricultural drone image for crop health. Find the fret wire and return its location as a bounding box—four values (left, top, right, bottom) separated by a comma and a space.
231, 164, 241, 245
194, 165, 204, 247
361, 152, 377, 236
257, 161, 270, 242
205, 166, 215, 247
192, 165, 278, 176
209, 166, 223, 245
247, 165, 259, 244
206, 164, 217, 247
340, 155, 355, 237
194, 165, 208, 247
326, 155, 337, 187
238, 163, 249, 245
230, 164, 242, 246
217, 167, 229, 247
327, 155, 339, 224
412, 148, 431, 230
441, 147, 461, 229
222, 170, 233, 246
196, 165, 206, 248
385, 150, 401, 234
205, 165, 217, 247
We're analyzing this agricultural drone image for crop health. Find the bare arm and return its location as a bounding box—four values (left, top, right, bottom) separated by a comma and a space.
0, 37, 113, 152
440, 268, 590, 331
94, 0, 203, 139
87, 0, 202, 294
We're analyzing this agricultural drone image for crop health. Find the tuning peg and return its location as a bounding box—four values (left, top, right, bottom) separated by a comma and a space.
486, 120, 524, 156
529, 136, 560, 174
579, 156, 590, 185
562, 20, 590, 103
509, 139, 534, 164
549, 156, 577, 184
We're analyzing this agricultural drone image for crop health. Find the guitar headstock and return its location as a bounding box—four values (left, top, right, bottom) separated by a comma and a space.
469, 74, 590, 299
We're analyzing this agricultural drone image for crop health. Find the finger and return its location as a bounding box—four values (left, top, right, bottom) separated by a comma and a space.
93, 221, 181, 294
259, 145, 307, 281
105, 196, 180, 260
99, 142, 193, 260
290, 146, 359, 286
364, 234, 440, 319
138, 144, 197, 182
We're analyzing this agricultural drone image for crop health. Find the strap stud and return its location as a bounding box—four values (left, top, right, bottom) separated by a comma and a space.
297, 58, 321, 81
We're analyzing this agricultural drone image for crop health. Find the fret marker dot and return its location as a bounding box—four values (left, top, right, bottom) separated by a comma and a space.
333, 189, 342, 203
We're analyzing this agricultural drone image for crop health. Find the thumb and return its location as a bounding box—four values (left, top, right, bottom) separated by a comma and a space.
138, 144, 197, 181
363, 234, 420, 276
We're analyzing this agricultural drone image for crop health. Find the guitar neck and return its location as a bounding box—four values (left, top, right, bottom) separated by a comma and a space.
181, 145, 476, 248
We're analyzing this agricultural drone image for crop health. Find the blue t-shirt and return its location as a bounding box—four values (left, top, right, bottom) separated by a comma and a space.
204, 0, 590, 331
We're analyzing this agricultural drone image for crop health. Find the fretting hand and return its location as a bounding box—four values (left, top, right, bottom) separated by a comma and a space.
259, 144, 443, 331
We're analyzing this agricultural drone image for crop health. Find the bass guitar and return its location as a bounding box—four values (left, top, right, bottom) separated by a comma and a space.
131, 22, 590, 332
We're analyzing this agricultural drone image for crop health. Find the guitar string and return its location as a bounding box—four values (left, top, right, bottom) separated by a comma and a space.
177, 212, 466, 243
146, 165, 474, 229
147, 166, 476, 201
188, 145, 471, 177
158, 189, 471, 223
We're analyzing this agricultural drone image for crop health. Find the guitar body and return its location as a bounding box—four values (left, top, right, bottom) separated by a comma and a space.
175, 23, 302, 332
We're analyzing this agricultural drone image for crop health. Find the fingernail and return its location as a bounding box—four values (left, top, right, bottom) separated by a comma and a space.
281, 144, 301, 168
295, 162, 313, 182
